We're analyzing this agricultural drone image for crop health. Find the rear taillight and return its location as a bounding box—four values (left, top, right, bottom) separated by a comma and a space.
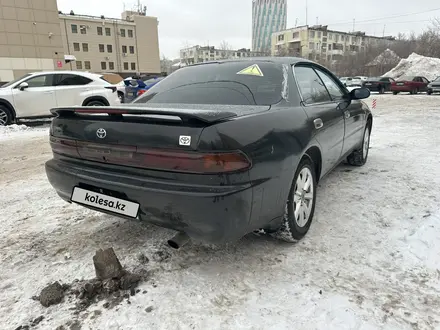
49, 138, 251, 173
137, 89, 147, 96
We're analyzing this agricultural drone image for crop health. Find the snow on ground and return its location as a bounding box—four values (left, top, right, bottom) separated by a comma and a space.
0, 123, 49, 142
1, 95, 440, 329
382, 52, 440, 81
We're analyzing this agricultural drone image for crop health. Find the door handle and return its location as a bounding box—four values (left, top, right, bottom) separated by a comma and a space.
314, 118, 324, 129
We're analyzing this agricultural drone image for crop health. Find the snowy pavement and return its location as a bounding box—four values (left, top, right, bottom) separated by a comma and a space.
1, 94, 440, 330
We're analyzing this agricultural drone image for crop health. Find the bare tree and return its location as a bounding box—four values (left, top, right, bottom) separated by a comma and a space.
180, 40, 193, 66
160, 54, 171, 75
218, 40, 233, 59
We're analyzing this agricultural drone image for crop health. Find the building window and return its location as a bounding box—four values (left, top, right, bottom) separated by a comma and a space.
101, 62, 107, 70
82, 43, 88, 52
85, 61, 91, 70
131, 62, 136, 70
122, 45, 127, 53
123, 62, 128, 70
97, 26, 103, 35
309, 42, 314, 50
309, 31, 315, 38
129, 46, 135, 54
293, 32, 299, 39
80, 25, 87, 34
105, 27, 111, 36
128, 29, 133, 38
99, 44, 105, 52
71, 24, 78, 33
76, 61, 82, 69
317, 32, 322, 38
120, 29, 126, 37
109, 62, 114, 70
107, 45, 113, 53
73, 43, 80, 51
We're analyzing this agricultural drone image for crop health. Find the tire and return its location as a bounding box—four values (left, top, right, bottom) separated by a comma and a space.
0, 105, 13, 126
393, 91, 399, 95
379, 86, 385, 94
347, 124, 371, 166
85, 100, 106, 106
272, 157, 317, 243
117, 92, 124, 103
427, 90, 432, 95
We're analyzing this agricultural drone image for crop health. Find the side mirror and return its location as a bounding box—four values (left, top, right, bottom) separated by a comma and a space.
18, 82, 29, 91
350, 87, 370, 100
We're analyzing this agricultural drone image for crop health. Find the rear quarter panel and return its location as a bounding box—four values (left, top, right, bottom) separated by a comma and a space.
198, 105, 313, 229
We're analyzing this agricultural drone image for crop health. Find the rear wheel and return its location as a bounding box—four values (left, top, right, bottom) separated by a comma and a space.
427, 90, 433, 95
393, 91, 399, 95
272, 157, 317, 243
347, 125, 370, 166
0, 105, 13, 126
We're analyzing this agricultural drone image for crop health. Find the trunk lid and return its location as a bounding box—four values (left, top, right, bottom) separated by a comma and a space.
50, 104, 270, 151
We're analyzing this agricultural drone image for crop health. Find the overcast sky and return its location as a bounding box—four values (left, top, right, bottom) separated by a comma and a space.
57, 0, 440, 59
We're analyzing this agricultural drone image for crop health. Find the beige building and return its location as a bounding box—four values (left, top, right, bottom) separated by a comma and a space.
60, 10, 160, 77
0, 0, 65, 83
0, 1, 161, 83
271, 25, 396, 63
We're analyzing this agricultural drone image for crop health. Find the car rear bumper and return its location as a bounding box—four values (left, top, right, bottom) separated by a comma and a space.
45, 158, 254, 244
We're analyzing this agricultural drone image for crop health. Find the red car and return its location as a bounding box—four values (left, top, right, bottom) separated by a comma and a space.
391, 76, 430, 95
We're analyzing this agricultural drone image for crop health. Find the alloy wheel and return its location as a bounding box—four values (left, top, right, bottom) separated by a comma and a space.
292, 167, 314, 227
0, 109, 8, 126
363, 127, 370, 159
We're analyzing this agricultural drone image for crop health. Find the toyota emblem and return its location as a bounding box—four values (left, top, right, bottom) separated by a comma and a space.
96, 128, 107, 139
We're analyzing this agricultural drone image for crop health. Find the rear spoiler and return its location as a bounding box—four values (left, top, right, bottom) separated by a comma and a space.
50, 106, 238, 124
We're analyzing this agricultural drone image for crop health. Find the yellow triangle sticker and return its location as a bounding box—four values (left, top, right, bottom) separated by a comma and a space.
236, 64, 264, 77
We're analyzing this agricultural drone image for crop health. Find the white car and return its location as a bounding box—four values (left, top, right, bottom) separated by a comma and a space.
0, 71, 120, 126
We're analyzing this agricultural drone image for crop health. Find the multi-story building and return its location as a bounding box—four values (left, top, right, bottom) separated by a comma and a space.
252, 0, 287, 53
179, 45, 265, 66
59, 10, 160, 76
0, 1, 161, 84
0, 0, 65, 83
271, 25, 396, 62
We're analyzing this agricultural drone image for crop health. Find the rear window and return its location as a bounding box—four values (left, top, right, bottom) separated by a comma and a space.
133, 61, 285, 106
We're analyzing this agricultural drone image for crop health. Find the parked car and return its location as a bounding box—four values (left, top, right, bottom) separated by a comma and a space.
427, 76, 440, 95
339, 77, 353, 86
0, 71, 120, 126
124, 76, 165, 103
45, 58, 372, 248
352, 76, 368, 87
116, 77, 132, 102
390, 76, 430, 95
362, 77, 395, 93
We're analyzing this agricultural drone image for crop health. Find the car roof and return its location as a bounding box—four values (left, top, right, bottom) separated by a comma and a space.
28, 71, 102, 79
189, 56, 314, 67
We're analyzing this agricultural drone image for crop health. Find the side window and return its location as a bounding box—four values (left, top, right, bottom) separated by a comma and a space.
422, 77, 428, 83
314, 67, 345, 100
294, 66, 331, 104
55, 74, 92, 86
23, 75, 54, 88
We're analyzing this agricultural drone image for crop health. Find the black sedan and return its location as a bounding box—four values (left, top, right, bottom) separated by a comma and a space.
45, 58, 372, 248
362, 77, 395, 93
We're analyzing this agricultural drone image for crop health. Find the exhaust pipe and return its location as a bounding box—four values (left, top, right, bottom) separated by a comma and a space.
167, 232, 190, 249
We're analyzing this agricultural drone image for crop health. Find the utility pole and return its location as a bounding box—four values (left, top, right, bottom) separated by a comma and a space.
352, 18, 355, 32
382, 24, 386, 37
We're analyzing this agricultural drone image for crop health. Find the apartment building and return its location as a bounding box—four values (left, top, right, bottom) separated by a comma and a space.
271, 25, 396, 62
180, 45, 265, 65
252, 0, 287, 53
59, 10, 160, 76
0, 0, 65, 83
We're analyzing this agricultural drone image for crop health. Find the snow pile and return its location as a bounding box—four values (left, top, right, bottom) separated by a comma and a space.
382, 52, 440, 81
0, 124, 49, 141
366, 49, 400, 66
